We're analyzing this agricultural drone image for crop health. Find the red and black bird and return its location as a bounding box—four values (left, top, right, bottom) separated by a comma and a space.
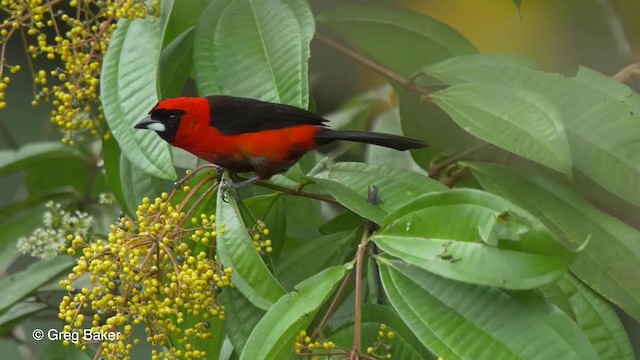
135, 96, 426, 186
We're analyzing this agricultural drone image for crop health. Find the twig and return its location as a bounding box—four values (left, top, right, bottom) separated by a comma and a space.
350, 224, 370, 360
613, 62, 640, 84
350, 186, 378, 359
251, 179, 340, 205
440, 167, 471, 187
428, 143, 489, 178
312, 270, 354, 339
314, 33, 430, 96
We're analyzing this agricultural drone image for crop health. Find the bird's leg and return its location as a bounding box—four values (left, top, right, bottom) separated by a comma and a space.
220, 173, 260, 202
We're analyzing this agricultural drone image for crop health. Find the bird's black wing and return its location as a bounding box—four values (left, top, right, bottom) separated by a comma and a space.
207, 95, 327, 135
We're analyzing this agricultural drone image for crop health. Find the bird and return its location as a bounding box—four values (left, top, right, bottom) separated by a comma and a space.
135, 95, 426, 189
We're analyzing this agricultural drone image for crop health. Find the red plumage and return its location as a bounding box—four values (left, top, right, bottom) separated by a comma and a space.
135, 96, 426, 179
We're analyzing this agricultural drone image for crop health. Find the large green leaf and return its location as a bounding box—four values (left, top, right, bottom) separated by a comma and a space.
317, 5, 477, 76
216, 175, 286, 310
0, 142, 82, 178
275, 230, 357, 289
102, 137, 128, 215
379, 261, 598, 360
240, 265, 350, 360
0, 209, 47, 274
0, 302, 47, 333
25, 156, 90, 197
375, 189, 576, 289
159, 26, 195, 98
219, 289, 265, 353
468, 162, 640, 321
422, 54, 640, 206
329, 304, 434, 360
101, 0, 176, 179
431, 83, 572, 176
317, 5, 478, 162
244, 193, 287, 261
308, 162, 446, 224
0, 256, 74, 312
194, 0, 314, 108
541, 274, 635, 360
119, 153, 163, 223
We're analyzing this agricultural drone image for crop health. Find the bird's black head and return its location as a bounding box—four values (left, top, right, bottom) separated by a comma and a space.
134, 105, 185, 143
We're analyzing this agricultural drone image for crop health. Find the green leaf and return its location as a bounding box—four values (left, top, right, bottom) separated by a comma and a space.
396, 86, 479, 163
317, 5, 477, 76
319, 210, 362, 235
379, 261, 598, 360
0, 302, 47, 332
431, 83, 572, 176
216, 176, 286, 310
574, 66, 640, 112
159, 26, 195, 98
422, 54, 640, 206
0, 210, 47, 274
309, 162, 445, 224
240, 265, 350, 360
0, 256, 74, 312
164, 0, 206, 44
244, 193, 286, 261
102, 137, 128, 215
219, 289, 266, 352
329, 304, 434, 360
365, 108, 429, 174
311, 176, 387, 224
468, 162, 640, 321
375, 189, 576, 289
25, 156, 90, 197
547, 274, 635, 360
194, 0, 314, 108
275, 230, 357, 289
119, 153, 162, 216
0, 142, 82, 178
101, 0, 176, 179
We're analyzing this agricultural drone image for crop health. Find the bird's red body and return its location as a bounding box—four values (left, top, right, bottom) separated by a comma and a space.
135, 96, 425, 179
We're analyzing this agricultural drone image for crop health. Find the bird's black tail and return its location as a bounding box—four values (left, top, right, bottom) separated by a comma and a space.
314, 129, 426, 151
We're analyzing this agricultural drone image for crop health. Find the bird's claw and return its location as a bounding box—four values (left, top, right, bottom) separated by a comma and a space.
219, 179, 239, 203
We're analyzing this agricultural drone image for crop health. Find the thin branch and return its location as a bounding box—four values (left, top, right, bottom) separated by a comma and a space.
312, 270, 354, 339
350, 186, 378, 359
252, 179, 340, 205
350, 226, 369, 360
612, 62, 640, 84
314, 33, 430, 96
440, 167, 471, 188
428, 143, 490, 178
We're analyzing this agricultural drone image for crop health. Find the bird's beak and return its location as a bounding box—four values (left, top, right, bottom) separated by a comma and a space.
134, 116, 166, 132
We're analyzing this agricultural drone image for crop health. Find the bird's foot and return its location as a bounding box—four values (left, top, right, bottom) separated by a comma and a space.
219, 176, 260, 203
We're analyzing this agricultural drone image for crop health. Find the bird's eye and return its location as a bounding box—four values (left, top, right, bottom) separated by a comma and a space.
167, 114, 178, 122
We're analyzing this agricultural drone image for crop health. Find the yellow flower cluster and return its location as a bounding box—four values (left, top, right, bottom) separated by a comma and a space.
249, 220, 273, 255
59, 192, 231, 360
294, 324, 395, 359
0, 0, 160, 144
294, 330, 337, 357
365, 323, 395, 359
